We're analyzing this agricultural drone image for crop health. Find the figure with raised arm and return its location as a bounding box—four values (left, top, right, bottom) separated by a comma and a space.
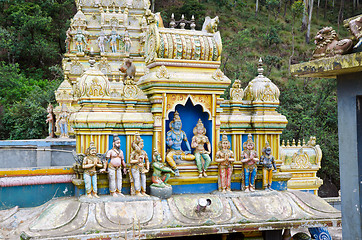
260, 141, 277, 190
82, 142, 103, 198
151, 148, 175, 188
130, 134, 150, 196
215, 132, 234, 193
166, 111, 195, 176
191, 119, 212, 178
241, 134, 259, 192
105, 135, 127, 197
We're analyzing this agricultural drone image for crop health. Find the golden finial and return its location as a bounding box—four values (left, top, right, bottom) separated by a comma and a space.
297, 139, 301, 147
302, 139, 306, 146
292, 139, 296, 147
286, 140, 290, 147
258, 57, 264, 76
281, 140, 285, 147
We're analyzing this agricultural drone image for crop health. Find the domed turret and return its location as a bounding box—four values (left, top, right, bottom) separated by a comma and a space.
75, 58, 110, 99
243, 58, 280, 104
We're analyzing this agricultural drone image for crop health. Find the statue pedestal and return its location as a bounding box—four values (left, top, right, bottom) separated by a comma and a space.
150, 185, 172, 199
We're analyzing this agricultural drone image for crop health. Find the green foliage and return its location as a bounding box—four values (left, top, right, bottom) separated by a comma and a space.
291, 0, 304, 19
263, 27, 281, 46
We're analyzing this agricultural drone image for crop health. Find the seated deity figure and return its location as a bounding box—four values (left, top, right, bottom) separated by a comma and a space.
260, 142, 277, 190
215, 133, 235, 193
241, 134, 259, 192
105, 135, 127, 197
151, 148, 175, 188
166, 111, 195, 176
191, 119, 212, 178
82, 142, 104, 198
130, 134, 150, 197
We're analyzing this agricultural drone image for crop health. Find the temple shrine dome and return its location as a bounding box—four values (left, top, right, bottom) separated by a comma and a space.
75, 58, 110, 100
243, 58, 280, 104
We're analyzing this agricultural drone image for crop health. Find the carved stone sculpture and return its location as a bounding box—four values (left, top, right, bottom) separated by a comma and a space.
312, 27, 353, 60
108, 30, 122, 53
74, 30, 88, 53
46, 103, 55, 138
123, 31, 132, 54
58, 104, 69, 138
202, 16, 219, 33
166, 111, 195, 176
130, 134, 150, 197
241, 134, 259, 192
260, 142, 277, 190
82, 142, 103, 198
346, 15, 362, 50
105, 135, 127, 197
191, 119, 212, 178
215, 133, 234, 193
151, 148, 175, 188
97, 31, 108, 53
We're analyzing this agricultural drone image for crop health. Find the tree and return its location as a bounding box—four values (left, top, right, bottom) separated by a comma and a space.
289, 0, 304, 71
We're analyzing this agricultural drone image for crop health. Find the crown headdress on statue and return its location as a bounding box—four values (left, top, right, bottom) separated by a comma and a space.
218, 131, 231, 150
169, 111, 182, 129
262, 141, 271, 153
243, 133, 255, 149
86, 141, 96, 155
113, 134, 120, 142
193, 118, 206, 135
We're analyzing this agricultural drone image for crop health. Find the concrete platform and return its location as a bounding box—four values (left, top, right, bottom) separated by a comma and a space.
0, 190, 341, 240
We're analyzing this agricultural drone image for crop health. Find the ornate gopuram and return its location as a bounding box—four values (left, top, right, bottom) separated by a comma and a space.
0, 1, 342, 239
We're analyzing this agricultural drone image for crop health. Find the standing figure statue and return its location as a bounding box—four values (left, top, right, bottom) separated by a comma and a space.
58, 104, 69, 138
97, 31, 108, 53
108, 30, 122, 53
129, 134, 150, 197
123, 31, 132, 54
46, 103, 55, 138
260, 142, 276, 190
166, 111, 195, 176
241, 134, 259, 192
191, 119, 212, 178
82, 142, 104, 198
105, 135, 127, 197
215, 133, 234, 193
151, 148, 175, 188
65, 29, 71, 53
74, 30, 87, 53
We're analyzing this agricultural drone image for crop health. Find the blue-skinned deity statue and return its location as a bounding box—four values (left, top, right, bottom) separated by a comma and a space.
166, 111, 195, 176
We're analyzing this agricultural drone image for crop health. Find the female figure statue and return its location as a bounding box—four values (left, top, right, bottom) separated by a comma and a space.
191, 119, 212, 178
58, 104, 69, 138
215, 133, 234, 193
242, 134, 259, 192
130, 134, 150, 196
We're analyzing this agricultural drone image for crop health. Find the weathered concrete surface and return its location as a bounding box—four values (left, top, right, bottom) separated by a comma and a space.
0, 139, 76, 168
290, 51, 362, 78
0, 190, 341, 240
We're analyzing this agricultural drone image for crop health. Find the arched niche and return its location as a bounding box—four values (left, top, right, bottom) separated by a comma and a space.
166, 98, 212, 155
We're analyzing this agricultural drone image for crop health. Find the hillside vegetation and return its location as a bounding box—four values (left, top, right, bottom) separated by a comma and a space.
1, 0, 361, 193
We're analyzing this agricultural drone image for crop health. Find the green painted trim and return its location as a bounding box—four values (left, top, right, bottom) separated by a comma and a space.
139, 82, 228, 91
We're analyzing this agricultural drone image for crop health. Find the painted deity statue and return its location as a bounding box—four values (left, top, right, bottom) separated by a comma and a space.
151, 148, 175, 188
65, 29, 71, 53
82, 142, 104, 198
123, 31, 132, 54
130, 134, 150, 196
74, 30, 87, 53
260, 142, 277, 190
58, 103, 69, 138
166, 111, 195, 176
191, 119, 212, 178
97, 31, 108, 53
215, 133, 234, 193
46, 103, 55, 138
241, 134, 259, 192
108, 30, 122, 53
105, 135, 127, 197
